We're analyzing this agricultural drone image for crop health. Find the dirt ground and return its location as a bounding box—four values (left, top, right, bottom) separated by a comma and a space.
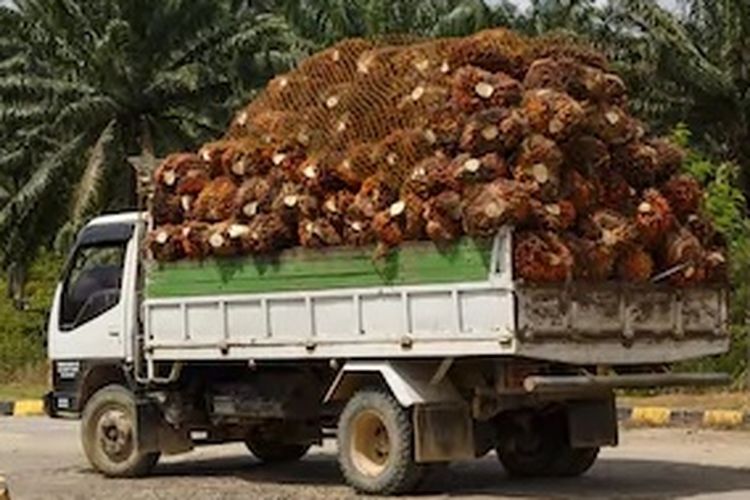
4, 418, 750, 499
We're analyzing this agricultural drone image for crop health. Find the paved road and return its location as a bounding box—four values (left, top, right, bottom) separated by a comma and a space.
2, 418, 750, 499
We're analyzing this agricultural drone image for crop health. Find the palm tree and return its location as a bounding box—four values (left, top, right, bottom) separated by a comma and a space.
516, 0, 606, 35
0, 0, 303, 273
269, 0, 520, 45
611, 1, 750, 180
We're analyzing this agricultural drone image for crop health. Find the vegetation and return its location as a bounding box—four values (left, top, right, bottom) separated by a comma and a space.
0, 0, 749, 382
672, 125, 750, 380
0, 0, 302, 275
266, 0, 519, 42
604, 0, 750, 209
0, 252, 61, 379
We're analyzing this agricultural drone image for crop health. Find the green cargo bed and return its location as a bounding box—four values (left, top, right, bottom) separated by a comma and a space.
146, 238, 494, 299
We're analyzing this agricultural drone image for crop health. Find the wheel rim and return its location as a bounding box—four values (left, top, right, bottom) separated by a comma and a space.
350, 410, 391, 477
95, 405, 134, 464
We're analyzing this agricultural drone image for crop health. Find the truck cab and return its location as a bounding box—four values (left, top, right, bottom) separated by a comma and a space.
45, 211, 730, 495
47, 212, 143, 415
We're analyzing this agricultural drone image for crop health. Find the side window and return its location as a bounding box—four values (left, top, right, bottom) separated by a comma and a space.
59, 243, 126, 330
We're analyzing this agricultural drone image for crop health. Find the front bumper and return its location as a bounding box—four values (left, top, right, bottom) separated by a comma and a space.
44, 391, 79, 418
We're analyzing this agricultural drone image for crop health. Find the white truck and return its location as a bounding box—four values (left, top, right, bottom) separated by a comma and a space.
45, 211, 730, 494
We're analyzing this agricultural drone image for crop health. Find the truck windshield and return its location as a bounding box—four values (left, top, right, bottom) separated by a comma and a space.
59, 243, 126, 330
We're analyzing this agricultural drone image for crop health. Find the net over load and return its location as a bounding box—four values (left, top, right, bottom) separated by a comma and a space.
148, 29, 727, 286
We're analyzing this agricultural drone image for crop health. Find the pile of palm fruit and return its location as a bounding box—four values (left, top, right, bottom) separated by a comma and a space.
148, 29, 727, 286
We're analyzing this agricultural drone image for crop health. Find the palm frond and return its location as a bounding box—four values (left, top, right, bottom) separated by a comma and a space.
0, 148, 28, 174
145, 63, 226, 104
618, 0, 735, 99
0, 55, 30, 75
431, 0, 494, 37
0, 103, 53, 130
0, 75, 93, 101
0, 132, 89, 242
52, 95, 118, 133
71, 120, 119, 223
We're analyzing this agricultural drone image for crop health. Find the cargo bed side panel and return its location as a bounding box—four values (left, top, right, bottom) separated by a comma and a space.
144, 235, 519, 360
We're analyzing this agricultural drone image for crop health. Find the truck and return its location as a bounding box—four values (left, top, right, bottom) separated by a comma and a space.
45, 211, 730, 495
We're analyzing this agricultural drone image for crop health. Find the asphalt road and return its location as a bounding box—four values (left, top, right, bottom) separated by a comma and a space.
2, 418, 750, 499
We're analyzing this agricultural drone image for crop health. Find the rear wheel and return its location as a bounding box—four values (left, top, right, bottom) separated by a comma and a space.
550, 446, 599, 477
81, 384, 160, 477
337, 388, 424, 495
496, 410, 598, 478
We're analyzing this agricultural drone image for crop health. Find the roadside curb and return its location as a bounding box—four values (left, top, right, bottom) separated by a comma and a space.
620, 406, 748, 429
0, 400, 45, 417
0, 475, 9, 500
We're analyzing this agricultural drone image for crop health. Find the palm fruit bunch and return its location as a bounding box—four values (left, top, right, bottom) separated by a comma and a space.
147, 29, 727, 287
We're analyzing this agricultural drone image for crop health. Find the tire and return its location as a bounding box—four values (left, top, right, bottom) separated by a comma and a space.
550, 446, 599, 477
496, 436, 562, 478
81, 384, 160, 477
496, 410, 598, 478
245, 436, 311, 463
337, 388, 424, 495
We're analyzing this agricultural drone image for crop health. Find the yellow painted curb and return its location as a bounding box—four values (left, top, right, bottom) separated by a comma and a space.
0, 475, 9, 500
703, 410, 745, 428
12, 400, 44, 417
630, 406, 672, 426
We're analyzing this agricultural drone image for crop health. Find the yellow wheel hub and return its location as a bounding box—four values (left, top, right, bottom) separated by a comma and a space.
350, 410, 391, 477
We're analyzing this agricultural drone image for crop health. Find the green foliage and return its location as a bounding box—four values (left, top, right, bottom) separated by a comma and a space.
0, 252, 62, 378
264, 0, 520, 44
672, 124, 750, 380
609, 0, 750, 199
517, 0, 607, 35
0, 0, 304, 274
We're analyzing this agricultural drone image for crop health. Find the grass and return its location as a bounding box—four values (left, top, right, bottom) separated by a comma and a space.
619, 391, 750, 412
0, 381, 48, 401
0, 362, 48, 401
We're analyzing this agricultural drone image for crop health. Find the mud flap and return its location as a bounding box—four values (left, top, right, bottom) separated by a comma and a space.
413, 403, 475, 462
136, 400, 193, 455
567, 396, 618, 448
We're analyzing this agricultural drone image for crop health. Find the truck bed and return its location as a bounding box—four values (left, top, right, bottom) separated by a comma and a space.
143, 229, 729, 365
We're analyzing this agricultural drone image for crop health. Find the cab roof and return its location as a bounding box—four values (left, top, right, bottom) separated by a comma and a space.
86, 212, 146, 227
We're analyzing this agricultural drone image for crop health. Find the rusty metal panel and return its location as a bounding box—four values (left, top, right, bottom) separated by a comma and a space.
517, 284, 728, 344
413, 403, 475, 463
682, 288, 727, 334
629, 290, 674, 335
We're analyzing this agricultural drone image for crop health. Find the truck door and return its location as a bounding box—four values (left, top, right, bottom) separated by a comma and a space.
48, 223, 136, 360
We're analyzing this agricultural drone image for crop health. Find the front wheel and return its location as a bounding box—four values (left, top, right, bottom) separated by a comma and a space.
81, 384, 160, 477
337, 388, 424, 495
